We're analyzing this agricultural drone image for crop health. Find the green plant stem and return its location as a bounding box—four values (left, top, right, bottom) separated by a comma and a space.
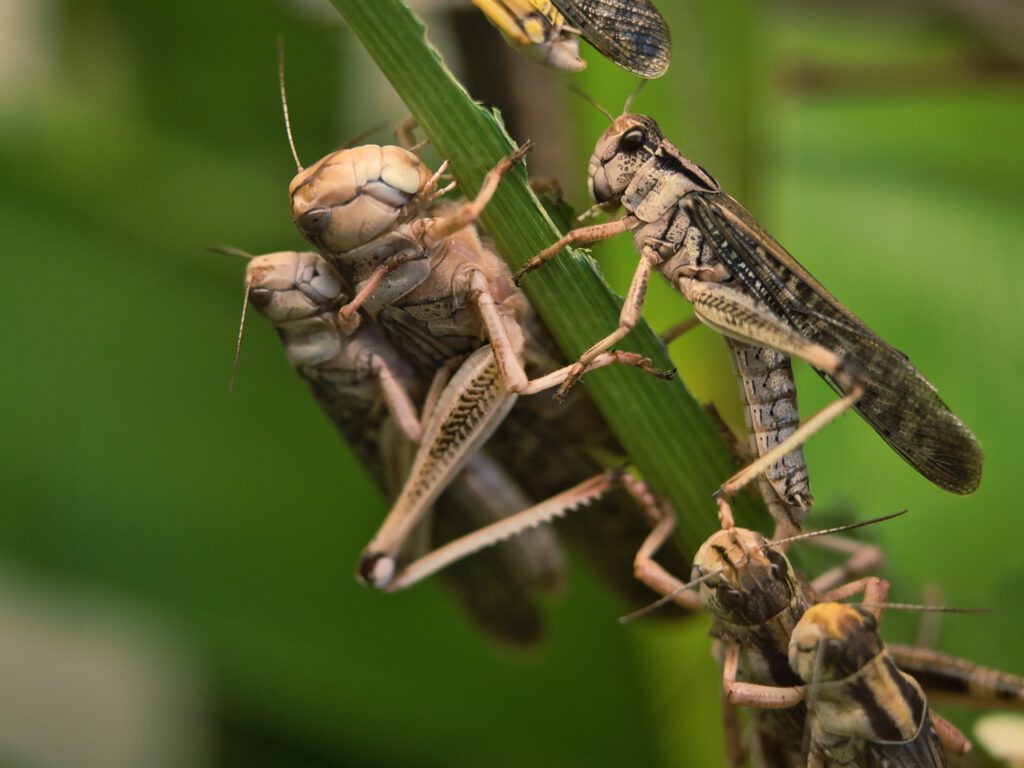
330, 0, 763, 555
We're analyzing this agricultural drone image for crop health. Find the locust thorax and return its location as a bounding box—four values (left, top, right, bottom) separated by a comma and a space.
246, 251, 347, 367
788, 603, 885, 684
692, 528, 800, 627
289, 145, 434, 255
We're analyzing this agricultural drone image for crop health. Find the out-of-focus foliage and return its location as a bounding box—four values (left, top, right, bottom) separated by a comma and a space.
0, 0, 1021, 766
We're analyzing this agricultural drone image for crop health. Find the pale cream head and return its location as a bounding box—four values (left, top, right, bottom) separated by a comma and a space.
245, 251, 345, 323
289, 145, 433, 253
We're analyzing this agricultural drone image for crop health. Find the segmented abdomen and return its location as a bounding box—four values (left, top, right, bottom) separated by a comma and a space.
727, 339, 812, 525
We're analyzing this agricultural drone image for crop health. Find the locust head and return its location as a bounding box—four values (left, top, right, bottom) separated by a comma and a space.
692, 527, 800, 627
245, 251, 347, 368
789, 603, 884, 684
588, 114, 663, 209
246, 251, 345, 322
588, 113, 719, 211
289, 145, 434, 254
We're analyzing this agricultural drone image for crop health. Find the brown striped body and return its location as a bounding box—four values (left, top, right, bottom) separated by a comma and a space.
791, 604, 947, 767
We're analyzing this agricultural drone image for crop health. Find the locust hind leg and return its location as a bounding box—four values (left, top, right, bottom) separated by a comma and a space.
358, 335, 661, 590
358, 345, 517, 588
682, 279, 863, 528
384, 470, 625, 592
932, 712, 972, 756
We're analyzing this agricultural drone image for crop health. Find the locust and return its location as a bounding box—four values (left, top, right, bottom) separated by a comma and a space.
629, 513, 1024, 766
472, 0, 670, 78
282, 104, 688, 606
516, 110, 983, 531
238, 248, 569, 645
785, 602, 965, 767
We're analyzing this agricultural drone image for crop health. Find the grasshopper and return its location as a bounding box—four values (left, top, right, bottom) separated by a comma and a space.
472, 0, 585, 72
632, 514, 892, 766
284, 114, 687, 605
516, 111, 983, 530
631, 514, 1023, 766
778, 602, 967, 767
239, 248, 571, 645
472, 0, 670, 78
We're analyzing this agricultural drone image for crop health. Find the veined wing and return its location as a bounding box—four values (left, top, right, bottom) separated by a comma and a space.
687, 192, 982, 494
551, 0, 670, 78
867, 716, 947, 768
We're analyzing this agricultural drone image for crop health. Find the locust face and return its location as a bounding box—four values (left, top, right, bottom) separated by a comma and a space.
289, 145, 433, 254
587, 113, 662, 208
789, 603, 884, 684
246, 251, 347, 367
692, 527, 800, 627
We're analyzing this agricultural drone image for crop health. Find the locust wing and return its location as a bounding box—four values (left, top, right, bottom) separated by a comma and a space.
687, 192, 982, 494
867, 717, 948, 768
551, 0, 670, 78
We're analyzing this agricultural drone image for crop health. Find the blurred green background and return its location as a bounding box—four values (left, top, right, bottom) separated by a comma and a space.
0, 0, 1022, 765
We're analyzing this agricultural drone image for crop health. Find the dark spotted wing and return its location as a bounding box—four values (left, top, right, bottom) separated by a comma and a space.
687, 191, 982, 494
551, 0, 670, 78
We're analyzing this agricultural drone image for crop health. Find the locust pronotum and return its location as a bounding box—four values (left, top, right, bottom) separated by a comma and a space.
277, 58, 686, 604
516, 108, 983, 531
472, 0, 671, 78
234, 248, 578, 645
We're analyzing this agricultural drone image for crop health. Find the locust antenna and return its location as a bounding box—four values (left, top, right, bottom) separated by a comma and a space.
569, 85, 613, 123
858, 603, 989, 614
766, 510, 908, 550
278, 37, 302, 172
229, 275, 253, 393
207, 245, 255, 261
622, 81, 647, 114
207, 245, 257, 391
618, 569, 720, 624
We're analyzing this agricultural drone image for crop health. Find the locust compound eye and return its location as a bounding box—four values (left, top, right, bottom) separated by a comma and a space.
765, 548, 788, 581
618, 128, 646, 153
249, 287, 274, 308
296, 207, 331, 237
